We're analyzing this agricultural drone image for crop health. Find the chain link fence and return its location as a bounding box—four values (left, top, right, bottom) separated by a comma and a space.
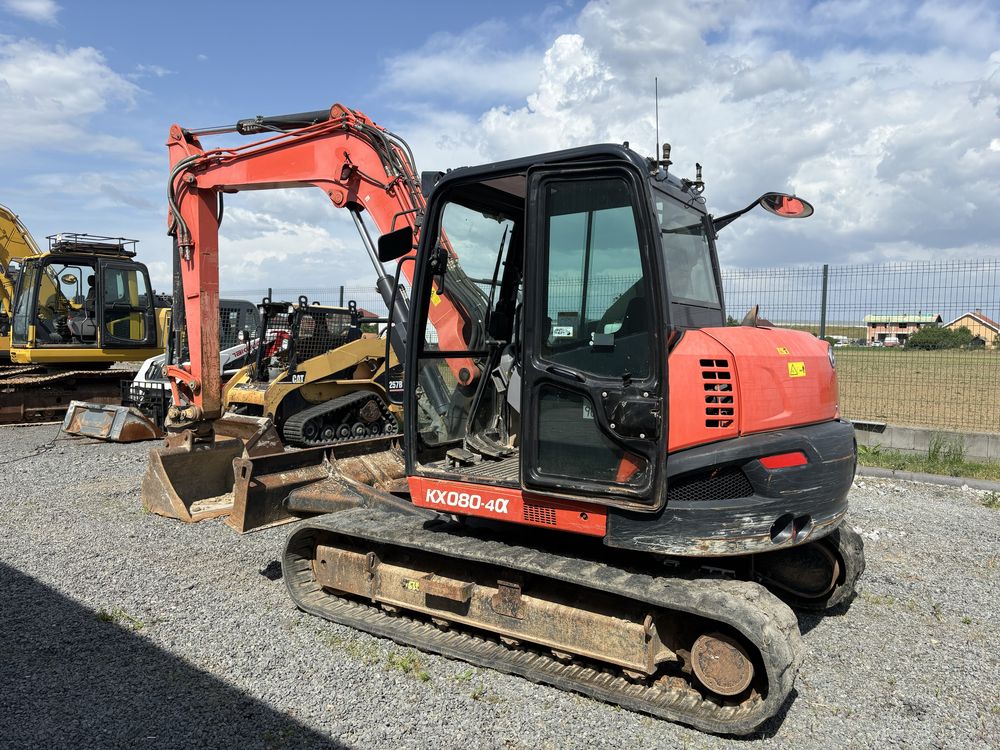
229, 257, 1000, 435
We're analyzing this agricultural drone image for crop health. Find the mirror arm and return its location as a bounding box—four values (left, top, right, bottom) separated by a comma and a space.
711, 201, 759, 233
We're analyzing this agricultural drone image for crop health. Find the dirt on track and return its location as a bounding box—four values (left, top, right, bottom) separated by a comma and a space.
0, 423, 998, 749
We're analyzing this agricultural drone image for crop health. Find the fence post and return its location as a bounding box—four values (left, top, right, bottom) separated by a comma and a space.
339, 285, 344, 307
819, 264, 829, 340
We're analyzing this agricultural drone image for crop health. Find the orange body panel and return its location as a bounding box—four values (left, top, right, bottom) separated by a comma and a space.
409, 476, 607, 537
667, 331, 741, 451
668, 327, 839, 452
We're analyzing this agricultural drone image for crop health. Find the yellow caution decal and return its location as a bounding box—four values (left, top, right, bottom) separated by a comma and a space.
430, 288, 441, 306
787, 361, 806, 378
776, 346, 790, 355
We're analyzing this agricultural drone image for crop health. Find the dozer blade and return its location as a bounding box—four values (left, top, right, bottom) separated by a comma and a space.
227, 435, 405, 534
142, 430, 247, 523
61, 400, 163, 442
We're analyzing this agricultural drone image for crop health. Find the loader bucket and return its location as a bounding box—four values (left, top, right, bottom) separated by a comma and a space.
226, 446, 332, 533
142, 433, 246, 522
61, 400, 163, 442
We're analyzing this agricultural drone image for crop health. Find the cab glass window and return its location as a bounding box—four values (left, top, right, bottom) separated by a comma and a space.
655, 192, 719, 306
541, 177, 649, 379
103, 266, 149, 342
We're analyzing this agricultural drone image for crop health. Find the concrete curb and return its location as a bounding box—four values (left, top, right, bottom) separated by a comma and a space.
856, 465, 1000, 492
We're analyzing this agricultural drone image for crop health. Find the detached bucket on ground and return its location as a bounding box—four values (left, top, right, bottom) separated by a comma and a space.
62, 401, 163, 442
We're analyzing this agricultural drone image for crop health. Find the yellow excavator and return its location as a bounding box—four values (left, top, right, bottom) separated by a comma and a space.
0, 203, 169, 423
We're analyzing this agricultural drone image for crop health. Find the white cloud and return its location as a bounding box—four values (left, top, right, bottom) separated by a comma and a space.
0, 38, 142, 153
217, 202, 375, 292
379, 0, 1000, 269
379, 21, 541, 105
2, 0, 59, 24
131, 63, 173, 79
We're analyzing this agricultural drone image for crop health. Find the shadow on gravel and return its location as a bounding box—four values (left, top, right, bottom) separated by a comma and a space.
796, 598, 856, 635
0, 562, 345, 750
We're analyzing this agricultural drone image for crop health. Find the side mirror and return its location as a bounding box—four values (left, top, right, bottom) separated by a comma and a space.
378, 226, 413, 263
758, 193, 814, 219
61, 273, 78, 285
713, 192, 814, 233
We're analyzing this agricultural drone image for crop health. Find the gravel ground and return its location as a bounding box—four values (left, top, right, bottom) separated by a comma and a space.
1, 422, 998, 750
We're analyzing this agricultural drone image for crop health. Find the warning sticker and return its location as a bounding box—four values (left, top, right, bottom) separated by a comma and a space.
430, 288, 441, 306
787, 361, 806, 378
776, 346, 790, 355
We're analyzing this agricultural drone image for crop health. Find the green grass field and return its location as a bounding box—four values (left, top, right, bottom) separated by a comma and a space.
834, 348, 1000, 433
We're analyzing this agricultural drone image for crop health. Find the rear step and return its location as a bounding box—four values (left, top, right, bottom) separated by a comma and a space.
283, 508, 803, 735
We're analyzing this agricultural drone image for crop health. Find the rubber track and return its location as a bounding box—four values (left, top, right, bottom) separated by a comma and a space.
284, 508, 803, 735
281, 390, 395, 447
0, 367, 138, 389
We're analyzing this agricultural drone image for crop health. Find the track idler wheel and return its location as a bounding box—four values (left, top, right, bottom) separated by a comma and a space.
690, 632, 754, 697
302, 421, 321, 442
755, 522, 866, 611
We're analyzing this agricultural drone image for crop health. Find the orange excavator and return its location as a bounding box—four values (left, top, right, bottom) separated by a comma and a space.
144, 104, 864, 734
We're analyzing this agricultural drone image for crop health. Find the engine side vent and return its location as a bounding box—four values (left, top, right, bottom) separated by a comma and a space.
523, 501, 557, 526
668, 468, 754, 504
700, 358, 736, 428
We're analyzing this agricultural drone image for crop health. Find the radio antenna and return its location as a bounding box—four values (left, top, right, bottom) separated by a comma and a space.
654, 77, 660, 162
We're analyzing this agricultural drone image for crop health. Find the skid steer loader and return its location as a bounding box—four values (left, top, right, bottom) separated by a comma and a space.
223, 296, 400, 446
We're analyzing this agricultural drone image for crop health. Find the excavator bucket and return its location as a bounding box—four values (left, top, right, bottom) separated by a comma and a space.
140, 414, 287, 523
142, 431, 246, 522
61, 400, 163, 442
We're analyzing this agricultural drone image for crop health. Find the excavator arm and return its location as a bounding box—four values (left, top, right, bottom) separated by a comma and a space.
165, 103, 475, 429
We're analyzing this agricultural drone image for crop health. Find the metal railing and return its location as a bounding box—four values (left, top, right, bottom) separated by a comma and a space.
228, 257, 1000, 434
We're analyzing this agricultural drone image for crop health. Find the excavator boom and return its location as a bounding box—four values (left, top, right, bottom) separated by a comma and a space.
0, 203, 43, 358
164, 103, 474, 429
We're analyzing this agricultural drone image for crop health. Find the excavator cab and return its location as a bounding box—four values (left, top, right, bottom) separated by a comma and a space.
400, 147, 675, 516
393, 145, 850, 561
8, 234, 162, 364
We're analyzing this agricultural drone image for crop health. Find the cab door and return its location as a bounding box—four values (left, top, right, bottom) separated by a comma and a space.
521, 166, 668, 509
98, 261, 157, 348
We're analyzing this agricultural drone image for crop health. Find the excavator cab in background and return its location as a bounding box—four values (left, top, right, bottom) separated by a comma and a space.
8, 234, 164, 362
0, 209, 170, 424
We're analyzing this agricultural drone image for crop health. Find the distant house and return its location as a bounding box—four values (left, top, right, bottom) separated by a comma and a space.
943, 309, 1000, 348
863, 313, 942, 345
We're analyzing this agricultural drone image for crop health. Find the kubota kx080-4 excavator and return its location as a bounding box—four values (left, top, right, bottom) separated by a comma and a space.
144, 104, 864, 734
